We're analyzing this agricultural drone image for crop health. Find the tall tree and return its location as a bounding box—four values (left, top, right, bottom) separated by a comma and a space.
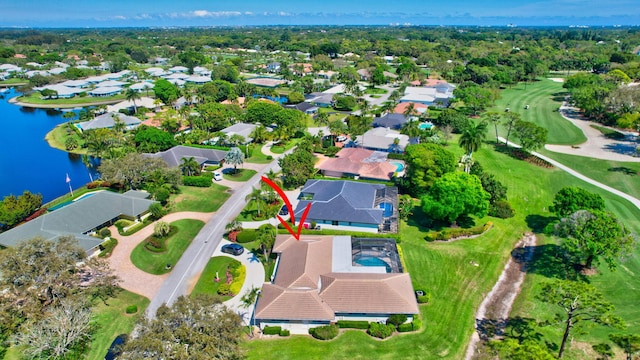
249, 125, 270, 144
404, 143, 456, 196
120, 294, 243, 360
550, 187, 605, 217
458, 120, 488, 172
256, 224, 276, 260
554, 209, 634, 270
609, 333, 640, 360
538, 280, 622, 358
245, 187, 265, 218
224, 147, 245, 174
513, 120, 548, 153
125, 88, 141, 114
421, 172, 490, 224
503, 112, 521, 146
483, 111, 502, 145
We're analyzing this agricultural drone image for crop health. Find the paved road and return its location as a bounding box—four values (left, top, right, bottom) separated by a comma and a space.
145, 155, 286, 318
498, 137, 640, 210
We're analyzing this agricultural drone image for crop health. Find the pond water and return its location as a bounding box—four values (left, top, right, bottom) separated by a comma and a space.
0, 89, 97, 203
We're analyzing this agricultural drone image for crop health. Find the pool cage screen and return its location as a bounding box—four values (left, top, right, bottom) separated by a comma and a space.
351, 237, 403, 273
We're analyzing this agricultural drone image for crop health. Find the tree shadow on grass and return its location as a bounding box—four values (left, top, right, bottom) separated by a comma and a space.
513, 244, 584, 281
525, 214, 556, 234
608, 167, 637, 176
551, 91, 568, 103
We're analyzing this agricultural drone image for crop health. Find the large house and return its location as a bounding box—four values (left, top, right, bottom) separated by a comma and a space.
255, 234, 419, 334
399, 84, 455, 107
76, 112, 141, 132
354, 127, 410, 153
372, 113, 410, 130
144, 145, 228, 168
315, 148, 398, 181
294, 179, 398, 233
0, 190, 155, 254
220, 123, 261, 143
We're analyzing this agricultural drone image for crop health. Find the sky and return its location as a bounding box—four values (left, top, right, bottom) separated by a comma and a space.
1, 0, 639, 27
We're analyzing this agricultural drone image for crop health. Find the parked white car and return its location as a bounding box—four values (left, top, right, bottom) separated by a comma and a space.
213, 172, 223, 181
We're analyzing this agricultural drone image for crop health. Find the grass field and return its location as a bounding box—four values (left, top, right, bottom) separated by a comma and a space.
17, 92, 126, 105
130, 219, 205, 275
170, 184, 230, 212
191, 256, 240, 300
85, 290, 149, 360
45, 123, 87, 154
244, 138, 640, 359
246, 147, 273, 164
224, 168, 257, 182
489, 79, 587, 145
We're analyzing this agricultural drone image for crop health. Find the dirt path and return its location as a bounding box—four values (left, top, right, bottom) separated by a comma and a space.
465, 233, 537, 360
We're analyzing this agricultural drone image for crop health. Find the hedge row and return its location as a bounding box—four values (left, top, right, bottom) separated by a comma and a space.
236, 229, 256, 243
263, 326, 282, 335
424, 222, 493, 242
309, 324, 339, 340
98, 238, 118, 258
367, 322, 396, 339
337, 320, 369, 329
182, 176, 212, 187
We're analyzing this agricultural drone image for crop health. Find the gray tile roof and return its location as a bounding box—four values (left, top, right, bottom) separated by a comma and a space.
0, 191, 155, 252
294, 180, 386, 225
77, 112, 141, 131
372, 113, 409, 129
220, 123, 258, 142
144, 145, 228, 168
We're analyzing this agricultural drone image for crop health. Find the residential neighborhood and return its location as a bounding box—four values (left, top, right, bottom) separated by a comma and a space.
0, 23, 639, 360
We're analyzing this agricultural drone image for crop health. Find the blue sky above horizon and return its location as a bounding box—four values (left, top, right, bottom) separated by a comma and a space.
2, 0, 640, 27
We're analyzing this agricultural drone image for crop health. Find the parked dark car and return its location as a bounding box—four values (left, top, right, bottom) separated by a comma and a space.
278, 205, 289, 216
105, 334, 127, 360
221, 243, 244, 256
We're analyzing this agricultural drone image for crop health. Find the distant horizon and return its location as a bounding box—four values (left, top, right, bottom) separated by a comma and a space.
2, 1, 640, 28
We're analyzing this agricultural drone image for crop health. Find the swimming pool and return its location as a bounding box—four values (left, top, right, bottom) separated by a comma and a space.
379, 202, 393, 217
418, 122, 433, 130
354, 256, 392, 273
390, 161, 405, 172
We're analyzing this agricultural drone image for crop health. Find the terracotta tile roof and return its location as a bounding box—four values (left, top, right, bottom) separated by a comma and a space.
255, 235, 419, 322
319, 272, 419, 314
315, 148, 394, 180
393, 102, 429, 114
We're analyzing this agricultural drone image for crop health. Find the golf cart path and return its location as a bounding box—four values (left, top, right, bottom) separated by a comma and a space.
544, 101, 640, 162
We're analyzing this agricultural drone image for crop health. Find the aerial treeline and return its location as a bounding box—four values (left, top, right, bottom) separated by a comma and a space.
0, 191, 42, 231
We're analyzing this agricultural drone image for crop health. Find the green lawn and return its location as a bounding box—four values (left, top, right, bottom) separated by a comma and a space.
17, 92, 126, 105
85, 290, 149, 360
364, 87, 387, 95
45, 123, 87, 155
489, 79, 587, 145
170, 184, 230, 212
244, 142, 640, 359
191, 256, 240, 300
223, 168, 258, 182
590, 124, 626, 140
246, 147, 273, 164
538, 149, 640, 199
130, 219, 205, 275
270, 138, 301, 154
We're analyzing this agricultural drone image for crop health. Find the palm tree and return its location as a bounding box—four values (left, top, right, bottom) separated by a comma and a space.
125, 88, 141, 114
224, 147, 245, 174
315, 112, 330, 127
180, 157, 201, 176
401, 119, 421, 139
403, 103, 417, 117
111, 114, 126, 134
245, 186, 265, 218
257, 224, 276, 259
503, 112, 521, 147
380, 101, 396, 115
249, 125, 270, 144
484, 111, 502, 145
458, 120, 488, 172
62, 111, 76, 122
81, 154, 94, 182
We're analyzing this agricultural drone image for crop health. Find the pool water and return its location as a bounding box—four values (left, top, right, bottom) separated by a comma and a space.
418, 122, 433, 130
379, 202, 393, 217
390, 161, 405, 172
354, 256, 392, 273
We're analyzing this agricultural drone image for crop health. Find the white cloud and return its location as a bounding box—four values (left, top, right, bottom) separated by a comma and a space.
186, 10, 242, 18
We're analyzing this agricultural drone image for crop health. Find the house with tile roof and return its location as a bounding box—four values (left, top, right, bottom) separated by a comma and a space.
76, 112, 141, 132
372, 113, 410, 130
354, 127, 410, 153
0, 190, 155, 254
315, 148, 397, 181
294, 179, 398, 233
255, 235, 419, 334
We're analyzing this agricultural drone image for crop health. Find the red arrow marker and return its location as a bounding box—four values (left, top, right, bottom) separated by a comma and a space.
261, 175, 310, 240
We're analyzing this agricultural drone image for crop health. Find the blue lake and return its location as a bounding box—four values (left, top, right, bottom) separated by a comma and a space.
0, 89, 97, 203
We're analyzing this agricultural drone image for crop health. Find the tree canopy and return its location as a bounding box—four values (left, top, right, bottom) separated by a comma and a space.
134, 125, 177, 153
421, 172, 490, 224
550, 186, 606, 217
404, 143, 456, 197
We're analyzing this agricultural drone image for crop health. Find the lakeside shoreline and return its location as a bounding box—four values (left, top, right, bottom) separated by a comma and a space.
8, 96, 123, 109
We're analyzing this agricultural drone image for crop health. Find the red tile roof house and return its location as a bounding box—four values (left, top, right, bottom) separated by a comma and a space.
254, 235, 419, 334
315, 148, 398, 181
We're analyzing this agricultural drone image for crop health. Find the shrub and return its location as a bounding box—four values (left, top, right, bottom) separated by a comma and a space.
182, 175, 212, 187
262, 326, 281, 335
279, 329, 290, 337
337, 320, 370, 329
412, 318, 422, 331
489, 200, 515, 219
99, 228, 111, 238
387, 153, 405, 160
149, 203, 166, 220
325, 146, 340, 157
98, 238, 118, 258
367, 322, 396, 339
153, 188, 170, 203
424, 222, 492, 242
125, 305, 138, 314
236, 229, 257, 243
417, 293, 431, 304
398, 323, 414, 332
229, 265, 246, 295
266, 155, 273, 160
217, 283, 232, 296
386, 314, 408, 328
309, 324, 339, 340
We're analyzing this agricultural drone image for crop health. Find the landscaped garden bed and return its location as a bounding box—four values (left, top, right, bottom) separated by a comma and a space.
191, 256, 245, 301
